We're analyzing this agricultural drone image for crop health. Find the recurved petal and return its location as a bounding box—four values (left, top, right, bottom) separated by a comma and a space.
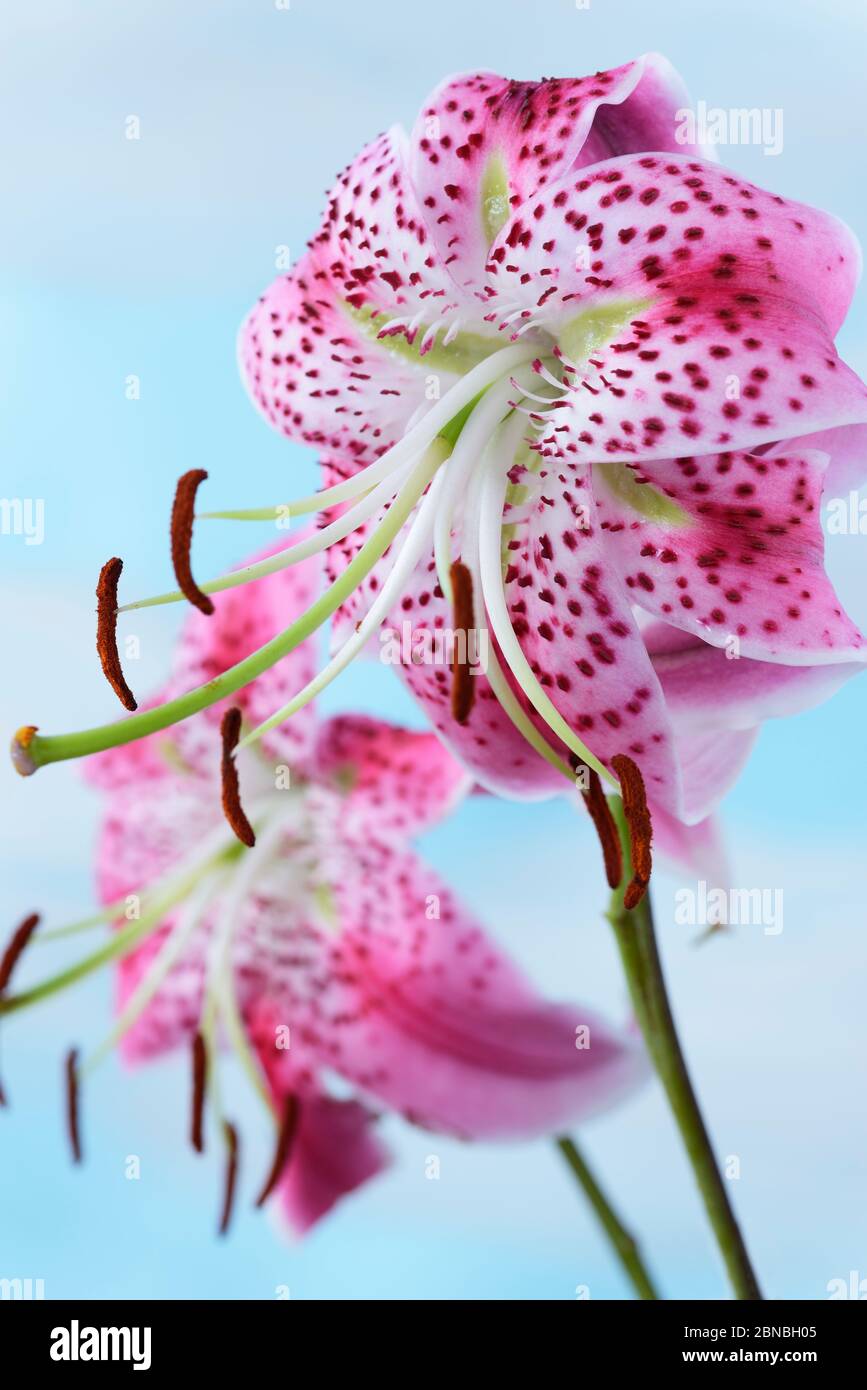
594, 449, 866, 663
646, 618, 865, 730
649, 803, 730, 886
410, 55, 707, 289
239, 125, 497, 469
293, 836, 648, 1140
485, 155, 866, 462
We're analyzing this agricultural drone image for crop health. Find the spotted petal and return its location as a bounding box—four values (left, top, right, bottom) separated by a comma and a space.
313, 713, 472, 839
595, 449, 866, 662
320, 524, 566, 799
485, 155, 867, 461
411, 55, 707, 289
239, 128, 478, 468
502, 468, 683, 814
287, 833, 648, 1140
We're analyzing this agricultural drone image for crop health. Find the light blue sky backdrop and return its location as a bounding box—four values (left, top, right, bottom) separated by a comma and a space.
1, 0, 866, 1300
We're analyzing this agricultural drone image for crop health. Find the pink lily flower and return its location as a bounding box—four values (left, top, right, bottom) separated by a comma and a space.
226, 55, 867, 819
13, 56, 864, 846
3, 546, 646, 1236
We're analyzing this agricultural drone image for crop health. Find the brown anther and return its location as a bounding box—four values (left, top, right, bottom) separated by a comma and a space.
579, 768, 623, 890
0, 913, 40, 994
65, 1047, 82, 1163
254, 1094, 300, 1208
218, 1120, 240, 1236
96, 558, 137, 711
171, 469, 215, 615
611, 753, 653, 910
449, 560, 475, 726
0, 911, 34, 1107
191, 1032, 207, 1154
220, 707, 256, 848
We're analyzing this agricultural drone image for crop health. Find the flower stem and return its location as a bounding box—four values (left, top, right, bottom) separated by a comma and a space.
555, 1135, 660, 1300
606, 796, 763, 1301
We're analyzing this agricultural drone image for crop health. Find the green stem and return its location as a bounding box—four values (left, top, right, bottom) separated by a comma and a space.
15, 446, 445, 773
555, 1135, 660, 1300
606, 797, 763, 1301
0, 844, 242, 1017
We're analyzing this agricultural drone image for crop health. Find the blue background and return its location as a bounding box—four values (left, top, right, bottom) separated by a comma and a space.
1, 0, 866, 1300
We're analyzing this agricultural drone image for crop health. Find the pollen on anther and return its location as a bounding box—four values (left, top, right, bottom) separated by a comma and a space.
170, 469, 215, 616
220, 707, 256, 848
96, 558, 137, 711
579, 768, 622, 890
449, 560, 476, 726
611, 753, 653, 910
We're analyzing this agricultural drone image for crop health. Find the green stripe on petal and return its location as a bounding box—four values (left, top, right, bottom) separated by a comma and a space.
558, 299, 652, 364
480, 153, 510, 246
343, 301, 501, 376
595, 463, 690, 526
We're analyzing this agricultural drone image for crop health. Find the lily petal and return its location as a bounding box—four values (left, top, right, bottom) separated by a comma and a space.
767, 423, 867, 494
273, 1094, 391, 1235
646, 618, 865, 729
502, 468, 683, 814
411, 55, 707, 288
595, 449, 866, 663
487, 155, 866, 461
650, 803, 730, 886
239, 127, 474, 468
314, 713, 472, 839
292, 835, 648, 1140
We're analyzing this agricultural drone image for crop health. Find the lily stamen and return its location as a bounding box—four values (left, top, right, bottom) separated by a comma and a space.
580, 768, 623, 891
220, 708, 256, 848
191, 1032, 207, 1154
15, 441, 443, 774
96, 558, 137, 711
254, 1094, 300, 1208
170, 470, 215, 616
218, 1119, 240, 1236
611, 754, 654, 910
120, 457, 417, 613
449, 561, 475, 727
65, 1047, 82, 1163
0, 913, 41, 992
